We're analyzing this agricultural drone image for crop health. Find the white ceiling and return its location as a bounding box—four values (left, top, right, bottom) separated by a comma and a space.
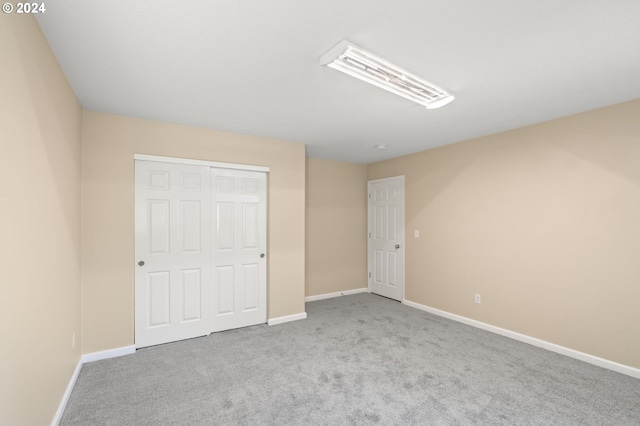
37, 1, 640, 164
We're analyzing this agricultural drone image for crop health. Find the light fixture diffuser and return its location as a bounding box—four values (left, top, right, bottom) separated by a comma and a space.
320, 40, 455, 109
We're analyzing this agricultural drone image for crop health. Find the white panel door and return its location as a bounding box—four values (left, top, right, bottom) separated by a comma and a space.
135, 160, 211, 348
368, 176, 404, 301
211, 168, 267, 332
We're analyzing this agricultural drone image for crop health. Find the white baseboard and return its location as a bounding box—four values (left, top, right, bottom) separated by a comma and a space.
81, 345, 136, 363
51, 358, 82, 426
267, 312, 307, 326
305, 287, 369, 302
53, 345, 137, 424
402, 299, 640, 380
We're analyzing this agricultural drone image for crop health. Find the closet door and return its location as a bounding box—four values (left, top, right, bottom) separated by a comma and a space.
211, 168, 267, 332
134, 160, 211, 348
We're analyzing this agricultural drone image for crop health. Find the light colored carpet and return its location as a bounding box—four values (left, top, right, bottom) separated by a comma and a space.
61, 293, 640, 425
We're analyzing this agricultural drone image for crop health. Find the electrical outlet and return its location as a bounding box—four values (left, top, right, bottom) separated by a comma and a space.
474, 294, 481, 304
72, 332, 76, 350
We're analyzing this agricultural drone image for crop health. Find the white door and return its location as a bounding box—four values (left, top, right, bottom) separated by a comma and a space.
135, 160, 212, 348
211, 168, 267, 332
368, 176, 405, 301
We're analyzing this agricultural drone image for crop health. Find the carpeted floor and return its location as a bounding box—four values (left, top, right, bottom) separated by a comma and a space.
60, 293, 640, 425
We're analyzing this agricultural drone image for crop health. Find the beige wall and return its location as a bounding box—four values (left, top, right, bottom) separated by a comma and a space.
367, 99, 640, 368
0, 15, 82, 426
306, 158, 367, 297
81, 112, 306, 353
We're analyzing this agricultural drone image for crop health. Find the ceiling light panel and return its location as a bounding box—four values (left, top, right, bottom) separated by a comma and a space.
320, 40, 455, 109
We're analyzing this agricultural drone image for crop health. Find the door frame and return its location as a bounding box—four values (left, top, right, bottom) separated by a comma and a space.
133, 153, 270, 348
367, 175, 405, 302
134, 154, 269, 173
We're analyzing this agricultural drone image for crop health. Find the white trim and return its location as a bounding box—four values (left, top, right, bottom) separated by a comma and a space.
51, 359, 82, 426
305, 288, 369, 302
402, 299, 640, 380
53, 345, 136, 424
81, 345, 136, 364
267, 312, 307, 326
134, 154, 269, 172
367, 175, 405, 301
367, 175, 405, 185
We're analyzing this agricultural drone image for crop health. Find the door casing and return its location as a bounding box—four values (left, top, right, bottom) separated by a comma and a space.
134, 154, 269, 348
367, 175, 405, 301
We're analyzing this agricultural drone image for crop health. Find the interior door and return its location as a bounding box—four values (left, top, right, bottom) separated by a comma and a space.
211, 168, 267, 332
368, 176, 405, 301
135, 160, 212, 348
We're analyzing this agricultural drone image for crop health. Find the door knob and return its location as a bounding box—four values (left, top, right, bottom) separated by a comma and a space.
260, 253, 265, 258
395, 244, 400, 249
138, 260, 145, 266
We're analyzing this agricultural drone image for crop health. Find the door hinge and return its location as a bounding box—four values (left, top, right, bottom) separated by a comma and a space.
368, 272, 371, 278
368, 232, 371, 238
368, 193, 372, 199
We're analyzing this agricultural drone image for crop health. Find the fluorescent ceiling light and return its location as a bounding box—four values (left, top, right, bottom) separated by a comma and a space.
320, 40, 455, 109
